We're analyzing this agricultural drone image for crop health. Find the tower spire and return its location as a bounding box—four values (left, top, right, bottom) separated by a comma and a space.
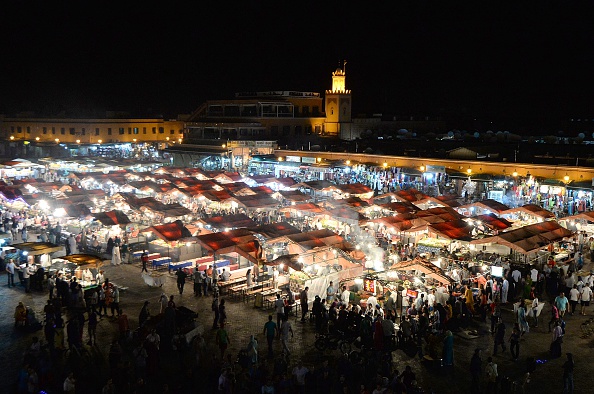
343, 59, 347, 74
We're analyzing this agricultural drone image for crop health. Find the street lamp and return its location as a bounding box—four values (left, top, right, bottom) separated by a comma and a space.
35, 137, 40, 141
419, 164, 425, 172
10, 136, 14, 140
467, 168, 472, 175
76, 139, 81, 144
55, 138, 60, 143
98, 139, 102, 144
383, 162, 388, 168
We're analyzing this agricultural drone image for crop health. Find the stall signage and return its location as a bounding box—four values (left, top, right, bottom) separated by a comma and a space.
425, 165, 445, 173
363, 278, 376, 293
406, 289, 418, 298
301, 157, 317, 164
285, 156, 301, 163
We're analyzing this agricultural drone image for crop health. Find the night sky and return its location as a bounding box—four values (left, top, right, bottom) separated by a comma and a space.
2, 2, 594, 131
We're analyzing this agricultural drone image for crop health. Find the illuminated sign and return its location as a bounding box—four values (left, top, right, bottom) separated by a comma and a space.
301, 157, 316, 164
363, 278, 376, 293
285, 156, 301, 163
406, 289, 418, 298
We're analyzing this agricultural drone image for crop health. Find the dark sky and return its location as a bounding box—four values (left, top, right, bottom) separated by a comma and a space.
2, 1, 594, 130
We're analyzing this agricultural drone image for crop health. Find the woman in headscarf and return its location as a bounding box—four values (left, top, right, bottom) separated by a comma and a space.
442, 330, 454, 366
246, 334, 258, 364
517, 303, 529, 336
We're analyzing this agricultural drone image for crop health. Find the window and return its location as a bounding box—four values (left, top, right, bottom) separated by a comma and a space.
170, 129, 174, 134
26, 126, 31, 133
295, 125, 302, 135
152, 127, 156, 134
343, 107, 347, 115
52, 127, 56, 134
159, 127, 164, 134
282, 125, 290, 135
128, 127, 132, 135
10, 126, 14, 132
69, 128, 75, 135
302, 106, 309, 115
133, 127, 139, 134
270, 126, 279, 136
313, 106, 319, 115
331, 108, 334, 115
179, 129, 183, 134
61, 128, 65, 135
143, 127, 146, 134
119, 128, 125, 135
17, 126, 21, 133
108, 128, 112, 135
42, 127, 47, 134
81, 128, 86, 135
95, 128, 100, 136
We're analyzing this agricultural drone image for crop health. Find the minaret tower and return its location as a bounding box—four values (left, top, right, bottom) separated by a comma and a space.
325, 60, 352, 138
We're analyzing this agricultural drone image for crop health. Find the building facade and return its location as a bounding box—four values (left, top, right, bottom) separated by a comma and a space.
184, 66, 353, 143
1, 115, 185, 144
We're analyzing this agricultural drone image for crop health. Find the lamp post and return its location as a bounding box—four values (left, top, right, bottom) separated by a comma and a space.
564, 174, 571, 216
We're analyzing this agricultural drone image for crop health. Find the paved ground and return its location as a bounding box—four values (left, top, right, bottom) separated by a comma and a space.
1, 256, 592, 393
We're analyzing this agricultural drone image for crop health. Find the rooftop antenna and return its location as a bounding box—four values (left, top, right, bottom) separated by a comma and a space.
343, 59, 347, 73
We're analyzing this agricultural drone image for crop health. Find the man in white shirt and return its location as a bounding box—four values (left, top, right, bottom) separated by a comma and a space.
292, 361, 309, 389
569, 285, 580, 315
340, 285, 350, 305
220, 269, 230, 282
530, 267, 539, 283
427, 289, 436, 308
274, 294, 285, 336
580, 284, 593, 316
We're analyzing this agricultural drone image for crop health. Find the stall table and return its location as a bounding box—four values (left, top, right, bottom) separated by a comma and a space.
152, 257, 172, 270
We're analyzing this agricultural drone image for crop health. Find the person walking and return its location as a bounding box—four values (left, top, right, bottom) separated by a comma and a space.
485, 357, 498, 394
280, 315, 294, 356
218, 298, 227, 326
262, 314, 277, 357
568, 285, 579, 315
5, 259, 15, 287
517, 304, 529, 336
470, 348, 482, 394
563, 353, 574, 394
211, 296, 220, 329
274, 294, 285, 336
509, 324, 521, 361
299, 287, 309, 322
202, 269, 209, 296
580, 284, 592, 315
493, 317, 506, 355
215, 322, 230, 359
141, 252, 149, 273
175, 268, 187, 295
531, 296, 540, 327
551, 321, 564, 358
555, 292, 569, 318
193, 268, 203, 297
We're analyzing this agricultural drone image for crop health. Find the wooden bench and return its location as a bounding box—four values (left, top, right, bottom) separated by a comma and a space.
244, 284, 273, 303
228, 283, 248, 300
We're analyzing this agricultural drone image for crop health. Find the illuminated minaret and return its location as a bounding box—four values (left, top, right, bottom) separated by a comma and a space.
325, 60, 352, 137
